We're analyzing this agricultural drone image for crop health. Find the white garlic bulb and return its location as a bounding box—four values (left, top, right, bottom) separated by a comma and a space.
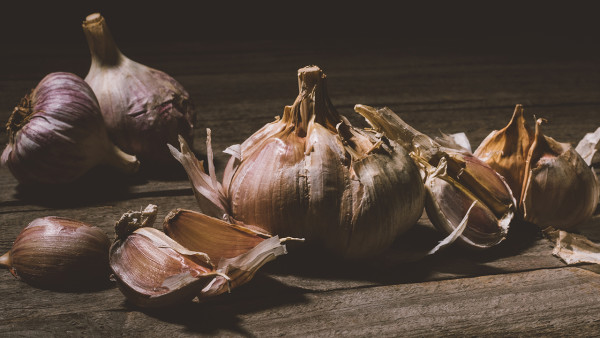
170, 66, 425, 259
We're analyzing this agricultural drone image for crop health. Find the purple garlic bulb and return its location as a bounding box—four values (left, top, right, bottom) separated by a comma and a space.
1, 72, 139, 185
82, 13, 196, 167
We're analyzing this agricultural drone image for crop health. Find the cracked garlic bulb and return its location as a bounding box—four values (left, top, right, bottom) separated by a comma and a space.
170, 66, 425, 259
475, 105, 599, 229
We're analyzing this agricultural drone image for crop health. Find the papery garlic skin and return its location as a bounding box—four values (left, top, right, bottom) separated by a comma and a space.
171, 66, 425, 259
1, 72, 139, 184
520, 120, 599, 230
83, 13, 195, 166
0, 217, 111, 290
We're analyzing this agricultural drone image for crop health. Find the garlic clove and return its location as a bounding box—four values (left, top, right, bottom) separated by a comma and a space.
423, 157, 511, 248
163, 209, 290, 295
355, 104, 516, 249
2, 72, 139, 185
0, 217, 111, 290
82, 13, 195, 167
110, 205, 288, 307
473, 104, 534, 202
521, 119, 599, 230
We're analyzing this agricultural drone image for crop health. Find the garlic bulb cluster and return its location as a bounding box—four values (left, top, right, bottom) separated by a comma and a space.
1, 72, 139, 185
354, 104, 516, 249
170, 66, 425, 259
82, 13, 195, 167
475, 105, 599, 230
0, 217, 111, 290
109, 205, 287, 308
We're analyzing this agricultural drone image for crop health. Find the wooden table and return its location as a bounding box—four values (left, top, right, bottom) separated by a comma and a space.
1, 36, 600, 336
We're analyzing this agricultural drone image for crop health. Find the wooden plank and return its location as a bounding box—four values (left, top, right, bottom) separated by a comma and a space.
2, 267, 598, 336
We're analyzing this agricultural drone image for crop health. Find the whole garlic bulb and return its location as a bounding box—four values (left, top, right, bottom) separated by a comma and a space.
82, 13, 195, 167
475, 105, 599, 230
1, 72, 139, 185
171, 66, 425, 259
0, 217, 111, 290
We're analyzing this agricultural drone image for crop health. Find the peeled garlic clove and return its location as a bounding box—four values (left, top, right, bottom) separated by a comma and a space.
164, 209, 288, 295
474, 104, 534, 202
82, 13, 195, 166
521, 119, 599, 230
355, 104, 516, 249
423, 158, 510, 248
1, 72, 139, 185
171, 66, 425, 259
0, 217, 110, 290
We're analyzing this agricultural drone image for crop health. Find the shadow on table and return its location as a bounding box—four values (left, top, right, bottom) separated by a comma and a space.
7, 158, 195, 208
136, 275, 308, 336
263, 217, 544, 286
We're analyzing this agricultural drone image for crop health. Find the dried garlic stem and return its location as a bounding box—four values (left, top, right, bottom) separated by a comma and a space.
82, 13, 122, 66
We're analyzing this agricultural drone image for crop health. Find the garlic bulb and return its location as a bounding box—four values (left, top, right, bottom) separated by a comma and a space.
170, 66, 425, 259
0, 216, 111, 290
521, 119, 599, 229
82, 13, 195, 167
474, 105, 599, 230
1, 72, 139, 185
110, 205, 287, 308
354, 104, 516, 249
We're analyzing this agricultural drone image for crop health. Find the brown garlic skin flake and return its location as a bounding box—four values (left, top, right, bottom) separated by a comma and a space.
170, 66, 425, 259
0, 217, 111, 290
475, 105, 599, 230
83, 13, 195, 167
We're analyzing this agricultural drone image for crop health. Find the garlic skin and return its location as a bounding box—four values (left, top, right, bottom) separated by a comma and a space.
0, 217, 111, 290
520, 119, 599, 230
82, 13, 195, 166
170, 66, 425, 259
1, 72, 139, 185
474, 104, 534, 202
354, 104, 515, 249
474, 105, 599, 230
110, 205, 287, 308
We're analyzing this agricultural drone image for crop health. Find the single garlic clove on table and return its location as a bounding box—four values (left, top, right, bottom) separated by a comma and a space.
0, 217, 111, 290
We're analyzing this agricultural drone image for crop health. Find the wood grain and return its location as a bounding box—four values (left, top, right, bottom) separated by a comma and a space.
1, 38, 599, 336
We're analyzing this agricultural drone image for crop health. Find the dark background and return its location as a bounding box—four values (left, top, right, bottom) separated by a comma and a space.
1, 2, 598, 47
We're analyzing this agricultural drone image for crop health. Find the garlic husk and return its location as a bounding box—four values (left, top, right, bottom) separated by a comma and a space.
170, 65, 425, 259
575, 126, 600, 167
354, 104, 515, 249
1, 72, 139, 184
110, 205, 287, 308
0, 216, 111, 290
473, 104, 534, 202
520, 119, 599, 230
83, 13, 195, 166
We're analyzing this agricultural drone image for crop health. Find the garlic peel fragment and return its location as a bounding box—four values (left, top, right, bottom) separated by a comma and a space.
575, 126, 600, 167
